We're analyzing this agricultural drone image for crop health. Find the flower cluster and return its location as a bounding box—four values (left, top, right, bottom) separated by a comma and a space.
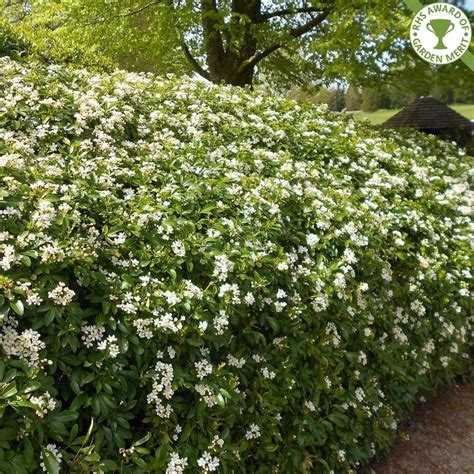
47, 282, 75, 306
0, 316, 46, 367
30, 392, 57, 417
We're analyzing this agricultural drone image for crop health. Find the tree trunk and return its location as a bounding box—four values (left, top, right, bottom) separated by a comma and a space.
201, 0, 261, 87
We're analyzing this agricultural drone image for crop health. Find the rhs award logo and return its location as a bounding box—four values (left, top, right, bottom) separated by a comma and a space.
410, 2, 472, 65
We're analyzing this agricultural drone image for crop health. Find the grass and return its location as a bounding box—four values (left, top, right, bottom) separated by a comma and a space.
349, 104, 474, 125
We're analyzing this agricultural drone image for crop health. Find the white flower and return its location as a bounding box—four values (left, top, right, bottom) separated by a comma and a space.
171, 240, 186, 257
304, 400, 316, 412
163, 291, 181, 306
227, 354, 246, 368
0, 326, 45, 367
81, 325, 105, 348
166, 452, 188, 474
195, 359, 213, 379
208, 435, 224, 450
0, 244, 16, 270
358, 351, 367, 366
355, 387, 365, 402
153, 311, 183, 333
97, 335, 120, 358
213, 310, 229, 335
244, 292, 255, 305
274, 301, 287, 313
133, 318, 154, 339
218, 283, 240, 303
48, 282, 75, 306
213, 255, 234, 281
26, 290, 43, 306
197, 451, 220, 472
381, 267, 392, 282
261, 367, 275, 379
276, 289, 287, 299
245, 423, 261, 440
30, 392, 56, 417
111, 232, 126, 245
306, 233, 319, 247
343, 248, 357, 264
147, 360, 175, 418
195, 384, 216, 407
183, 280, 203, 299
334, 273, 346, 290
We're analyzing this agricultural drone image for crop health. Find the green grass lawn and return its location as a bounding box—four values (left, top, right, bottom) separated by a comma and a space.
350, 104, 474, 125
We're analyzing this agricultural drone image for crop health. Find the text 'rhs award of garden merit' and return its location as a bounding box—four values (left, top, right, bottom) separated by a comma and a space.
410, 2, 472, 65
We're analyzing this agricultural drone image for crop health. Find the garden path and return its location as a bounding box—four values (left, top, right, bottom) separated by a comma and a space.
370, 383, 474, 473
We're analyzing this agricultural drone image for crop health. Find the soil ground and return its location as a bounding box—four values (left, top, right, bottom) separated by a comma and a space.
369, 384, 474, 474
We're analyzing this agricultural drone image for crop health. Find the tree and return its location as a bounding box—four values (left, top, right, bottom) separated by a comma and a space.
330, 85, 345, 111
314, 86, 333, 107
345, 86, 361, 111
361, 87, 380, 112
3, 0, 408, 87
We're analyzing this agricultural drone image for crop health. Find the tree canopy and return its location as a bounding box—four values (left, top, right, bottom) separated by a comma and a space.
1, 0, 473, 91
2, 0, 410, 87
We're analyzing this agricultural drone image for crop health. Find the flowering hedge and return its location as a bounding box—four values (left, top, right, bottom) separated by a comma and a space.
0, 56, 471, 473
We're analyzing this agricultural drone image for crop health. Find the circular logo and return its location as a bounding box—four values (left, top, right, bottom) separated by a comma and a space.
410, 3, 472, 65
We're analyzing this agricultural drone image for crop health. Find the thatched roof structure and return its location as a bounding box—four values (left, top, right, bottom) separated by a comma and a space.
383, 97, 473, 131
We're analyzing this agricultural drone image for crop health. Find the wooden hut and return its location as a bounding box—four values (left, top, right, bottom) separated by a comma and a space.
383, 96, 473, 149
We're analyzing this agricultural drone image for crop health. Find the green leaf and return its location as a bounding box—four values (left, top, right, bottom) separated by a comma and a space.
51, 410, 79, 423
24, 437, 34, 464
70, 393, 88, 411
11, 400, 40, 410
133, 432, 151, 446
97, 460, 119, 471
0, 428, 17, 441
216, 393, 226, 408
83, 418, 94, 445
0, 382, 17, 399
10, 300, 24, 316
41, 448, 59, 474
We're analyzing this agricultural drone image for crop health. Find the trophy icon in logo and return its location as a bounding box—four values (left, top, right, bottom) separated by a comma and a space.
426, 19, 455, 49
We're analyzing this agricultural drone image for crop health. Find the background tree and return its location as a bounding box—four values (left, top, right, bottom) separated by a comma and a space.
3, 0, 473, 94
361, 87, 380, 112
2, 0, 408, 87
345, 85, 361, 111
328, 85, 345, 111
312, 86, 333, 106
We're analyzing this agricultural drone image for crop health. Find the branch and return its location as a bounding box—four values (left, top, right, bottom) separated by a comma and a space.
86, 1, 163, 26
260, 6, 321, 21
181, 41, 211, 80
241, 7, 333, 72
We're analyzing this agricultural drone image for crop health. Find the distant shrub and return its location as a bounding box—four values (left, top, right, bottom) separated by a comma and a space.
0, 20, 33, 60
0, 57, 471, 473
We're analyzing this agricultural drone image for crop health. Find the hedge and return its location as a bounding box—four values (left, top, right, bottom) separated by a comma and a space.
0, 56, 471, 473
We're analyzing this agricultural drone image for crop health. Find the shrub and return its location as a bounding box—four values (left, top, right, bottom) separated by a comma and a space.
0, 20, 34, 61
0, 56, 471, 473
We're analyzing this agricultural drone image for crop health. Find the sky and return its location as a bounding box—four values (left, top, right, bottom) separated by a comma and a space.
466, 0, 474, 10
